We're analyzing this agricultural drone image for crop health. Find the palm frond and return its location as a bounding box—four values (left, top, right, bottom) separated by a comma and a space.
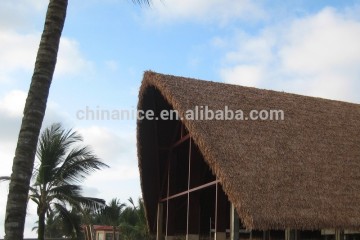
35, 123, 69, 184
48, 184, 82, 198
0, 176, 10, 182
50, 188, 106, 213
52, 203, 82, 237
29, 196, 40, 205
29, 186, 41, 204
128, 197, 135, 208
53, 146, 108, 184
72, 196, 106, 211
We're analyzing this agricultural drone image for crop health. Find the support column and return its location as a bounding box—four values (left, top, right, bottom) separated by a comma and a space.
166, 152, 176, 240
157, 203, 164, 240
187, 144, 201, 240
187, 192, 200, 240
215, 185, 228, 240
263, 231, 270, 240
285, 229, 298, 240
335, 230, 344, 240
166, 200, 176, 240
230, 203, 239, 240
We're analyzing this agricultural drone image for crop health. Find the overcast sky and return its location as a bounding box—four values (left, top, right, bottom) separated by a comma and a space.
1, 0, 360, 237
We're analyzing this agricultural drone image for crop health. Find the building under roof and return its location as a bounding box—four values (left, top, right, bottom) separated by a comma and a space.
137, 71, 360, 240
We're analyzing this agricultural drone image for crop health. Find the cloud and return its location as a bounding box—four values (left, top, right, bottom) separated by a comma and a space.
221, 65, 264, 87
56, 38, 94, 77
0, 0, 47, 31
0, 31, 39, 82
77, 126, 137, 166
279, 8, 360, 76
220, 7, 360, 103
0, 91, 26, 143
0, 30, 93, 83
0, 1, 93, 83
0, 90, 26, 117
84, 166, 141, 202
82, 186, 101, 197
0, 90, 74, 143
144, 0, 264, 25
74, 126, 140, 202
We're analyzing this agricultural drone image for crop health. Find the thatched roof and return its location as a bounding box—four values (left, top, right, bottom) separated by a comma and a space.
137, 71, 360, 232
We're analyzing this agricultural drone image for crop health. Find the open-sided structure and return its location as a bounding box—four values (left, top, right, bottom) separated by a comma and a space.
137, 71, 360, 240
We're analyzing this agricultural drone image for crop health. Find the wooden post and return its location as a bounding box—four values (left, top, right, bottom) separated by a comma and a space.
186, 139, 200, 240
263, 231, 270, 240
215, 186, 228, 240
335, 230, 344, 240
285, 229, 298, 240
230, 203, 239, 240
187, 192, 200, 240
157, 203, 164, 240
285, 229, 289, 240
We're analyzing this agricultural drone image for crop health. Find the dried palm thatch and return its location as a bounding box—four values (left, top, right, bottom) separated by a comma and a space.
137, 71, 360, 231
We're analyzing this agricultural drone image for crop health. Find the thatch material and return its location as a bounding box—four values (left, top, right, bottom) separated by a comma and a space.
137, 71, 360, 231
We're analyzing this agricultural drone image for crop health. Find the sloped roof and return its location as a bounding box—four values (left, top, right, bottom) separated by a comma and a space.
137, 71, 360, 231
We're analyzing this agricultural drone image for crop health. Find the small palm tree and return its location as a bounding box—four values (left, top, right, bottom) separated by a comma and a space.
29, 123, 109, 240
104, 198, 126, 240
119, 198, 153, 240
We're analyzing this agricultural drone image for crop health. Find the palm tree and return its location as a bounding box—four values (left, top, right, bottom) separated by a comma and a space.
119, 198, 153, 240
28, 123, 108, 240
135, 198, 151, 239
104, 198, 126, 240
4, 0, 151, 238
4, 1, 68, 238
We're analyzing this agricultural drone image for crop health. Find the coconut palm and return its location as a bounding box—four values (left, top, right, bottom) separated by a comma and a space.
4, 0, 151, 238
28, 123, 108, 240
103, 198, 126, 240
4, 1, 68, 238
119, 198, 153, 240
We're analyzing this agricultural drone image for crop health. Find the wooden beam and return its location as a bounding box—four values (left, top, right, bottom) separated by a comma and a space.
172, 134, 190, 149
160, 180, 219, 202
159, 134, 190, 150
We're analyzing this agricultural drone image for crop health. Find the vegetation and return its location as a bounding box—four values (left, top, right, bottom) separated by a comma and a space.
119, 198, 152, 240
42, 197, 153, 240
29, 123, 108, 239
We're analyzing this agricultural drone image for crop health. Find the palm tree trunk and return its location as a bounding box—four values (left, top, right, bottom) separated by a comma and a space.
38, 209, 46, 240
113, 226, 116, 240
4, 0, 68, 239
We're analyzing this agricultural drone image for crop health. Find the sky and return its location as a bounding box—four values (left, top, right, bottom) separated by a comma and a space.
0, 0, 360, 237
